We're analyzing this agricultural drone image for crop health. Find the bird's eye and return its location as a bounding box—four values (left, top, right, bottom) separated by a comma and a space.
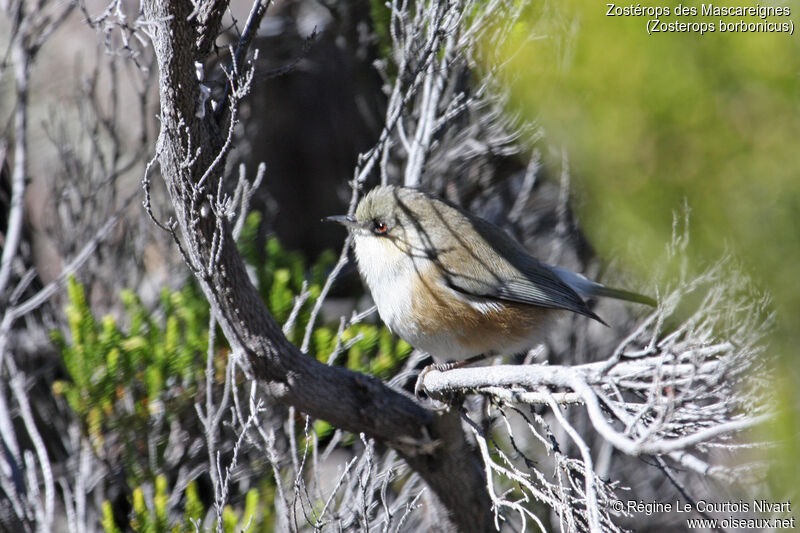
373, 220, 388, 234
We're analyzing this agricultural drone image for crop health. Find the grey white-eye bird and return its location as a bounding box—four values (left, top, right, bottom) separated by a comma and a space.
326, 186, 654, 364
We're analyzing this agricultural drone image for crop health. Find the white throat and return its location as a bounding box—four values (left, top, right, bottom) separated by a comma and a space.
352, 234, 417, 337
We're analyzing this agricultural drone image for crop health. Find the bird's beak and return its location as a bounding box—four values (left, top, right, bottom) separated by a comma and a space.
323, 215, 360, 230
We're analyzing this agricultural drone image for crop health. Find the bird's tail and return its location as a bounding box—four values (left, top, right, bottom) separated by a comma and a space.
550, 266, 656, 307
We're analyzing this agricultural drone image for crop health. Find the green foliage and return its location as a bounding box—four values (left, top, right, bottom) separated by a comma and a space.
239, 212, 334, 330
183, 481, 205, 531
311, 323, 412, 379
102, 501, 122, 533
368, 0, 394, 68
130, 475, 169, 533
109, 476, 271, 533
52, 277, 211, 480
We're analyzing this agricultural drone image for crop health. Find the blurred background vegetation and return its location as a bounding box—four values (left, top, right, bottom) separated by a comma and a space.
497, 0, 800, 497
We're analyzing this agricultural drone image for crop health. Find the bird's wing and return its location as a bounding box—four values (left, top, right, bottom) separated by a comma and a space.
430, 214, 602, 322
442, 261, 606, 324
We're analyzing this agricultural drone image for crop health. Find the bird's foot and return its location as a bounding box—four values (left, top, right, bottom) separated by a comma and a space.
414, 361, 455, 398
414, 354, 488, 398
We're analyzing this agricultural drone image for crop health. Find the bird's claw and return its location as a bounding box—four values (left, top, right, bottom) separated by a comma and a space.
414, 361, 457, 398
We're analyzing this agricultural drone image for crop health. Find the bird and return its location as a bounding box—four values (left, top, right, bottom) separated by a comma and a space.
325, 185, 654, 371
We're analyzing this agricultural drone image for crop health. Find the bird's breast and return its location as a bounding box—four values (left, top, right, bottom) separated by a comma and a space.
352, 235, 417, 337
